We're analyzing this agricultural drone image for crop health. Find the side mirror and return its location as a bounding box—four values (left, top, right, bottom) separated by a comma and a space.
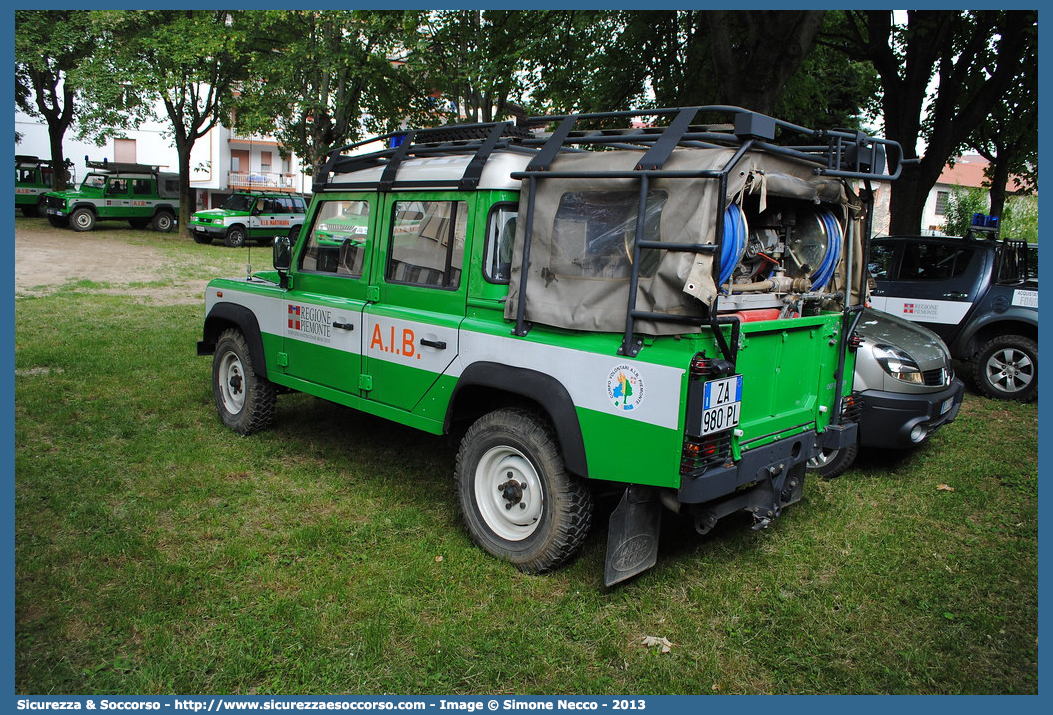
273, 235, 292, 272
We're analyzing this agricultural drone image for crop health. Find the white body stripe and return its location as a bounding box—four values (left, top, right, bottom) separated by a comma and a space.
207, 282, 686, 431
870, 296, 973, 325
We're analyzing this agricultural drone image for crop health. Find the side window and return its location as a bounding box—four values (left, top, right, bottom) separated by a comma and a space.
484, 204, 517, 284
107, 178, 128, 195
899, 243, 976, 281
300, 199, 371, 277
293, 198, 306, 213
132, 179, 151, 196
868, 243, 897, 280
386, 200, 467, 290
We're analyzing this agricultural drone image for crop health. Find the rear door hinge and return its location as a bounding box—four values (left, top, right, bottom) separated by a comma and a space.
359, 374, 373, 391
276, 352, 289, 367
366, 285, 380, 302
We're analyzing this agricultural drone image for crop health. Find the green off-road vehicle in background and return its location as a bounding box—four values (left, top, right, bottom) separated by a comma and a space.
190, 191, 308, 247
16, 155, 73, 217
42, 158, 179, 232
198, 108, 903, 585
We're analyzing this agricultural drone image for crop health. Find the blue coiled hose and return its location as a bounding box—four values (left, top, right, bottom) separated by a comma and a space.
810, 209, 842, 290
718, 204, 748, 288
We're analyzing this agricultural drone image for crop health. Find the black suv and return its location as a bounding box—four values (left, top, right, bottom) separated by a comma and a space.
869, 223, 1037, 401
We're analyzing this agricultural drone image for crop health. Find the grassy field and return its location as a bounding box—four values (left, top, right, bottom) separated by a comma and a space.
14, 219, 1038, 694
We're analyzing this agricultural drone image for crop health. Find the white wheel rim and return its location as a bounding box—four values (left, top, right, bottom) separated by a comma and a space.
218, 350, 246, 414
985, 347, 1034, 393
473, 445, 544, 541
74, 212, 91, 229
808, 447, 836, 469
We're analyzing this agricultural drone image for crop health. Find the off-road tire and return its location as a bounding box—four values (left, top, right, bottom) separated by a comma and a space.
152, 210, 175, 233
974, 334, 1038, 402
47, 215, 69, 228
224, 226, 247, 248
456, 408, 593, 573
212, 328, 277, 435
70, 207, 96, 232
806, 442, 859, 479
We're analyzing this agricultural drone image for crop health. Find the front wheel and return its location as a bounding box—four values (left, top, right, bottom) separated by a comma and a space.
212, 329, 277, 435
152, 210, 175, 233
70, 207, 95, 232
456, 408, 593, 573
806, 442, 859, 479
974, 335, 1038, 402
224, 226, 247, 248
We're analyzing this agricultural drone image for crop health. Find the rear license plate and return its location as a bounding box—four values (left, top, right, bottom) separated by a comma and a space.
701, 375, 742, 435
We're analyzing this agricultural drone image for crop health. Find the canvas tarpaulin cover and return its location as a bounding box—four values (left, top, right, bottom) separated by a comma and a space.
504, 146, 854, 335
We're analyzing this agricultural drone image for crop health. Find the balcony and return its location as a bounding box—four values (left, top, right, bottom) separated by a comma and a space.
227, 171, 298, 193
228, 131, 280, 145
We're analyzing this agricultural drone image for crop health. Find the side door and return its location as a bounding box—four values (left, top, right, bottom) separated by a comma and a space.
871, 239, 984, 344
101, 177, 131, 218
129, 178, 155, 220
281, 195, 376, 395
249, 197, 291, 242
362, 193, 470, 414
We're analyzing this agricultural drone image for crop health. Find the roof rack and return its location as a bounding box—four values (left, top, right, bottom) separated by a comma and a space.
317, 106, 904, 193
85, 157, 165, 174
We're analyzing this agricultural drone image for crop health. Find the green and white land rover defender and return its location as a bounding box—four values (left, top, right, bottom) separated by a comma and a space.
190, 191, 308, 248
198, 108, 902, 585
42, 158, 179, 232
16, 154, 73, 217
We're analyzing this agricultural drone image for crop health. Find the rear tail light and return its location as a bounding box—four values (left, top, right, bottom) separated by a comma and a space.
681, 432, 732, 475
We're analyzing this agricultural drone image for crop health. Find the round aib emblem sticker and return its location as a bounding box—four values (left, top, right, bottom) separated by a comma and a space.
606, 364, 645, 411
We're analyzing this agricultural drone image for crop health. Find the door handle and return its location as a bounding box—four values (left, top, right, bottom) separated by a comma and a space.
332, 321, 355, 331
943, 292, 968, 299
419, 338, 447, 350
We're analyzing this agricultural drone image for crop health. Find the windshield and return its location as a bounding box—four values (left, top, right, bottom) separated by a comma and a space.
81, 173, 107, 190
219, 194, 256, 212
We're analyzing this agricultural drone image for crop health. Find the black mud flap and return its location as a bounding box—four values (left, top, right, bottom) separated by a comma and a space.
604, 486, 662, 587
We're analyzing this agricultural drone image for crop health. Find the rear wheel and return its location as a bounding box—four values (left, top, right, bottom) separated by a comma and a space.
211, 329, 276, 435
152, 210, 175, 232
224, 226, 247, 248
806, 442, 859, 479
456, 408, 593, 573
974, 335, 1037, 402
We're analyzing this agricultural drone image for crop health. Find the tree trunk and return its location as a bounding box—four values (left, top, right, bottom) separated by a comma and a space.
987, 153, 1010, 220
176, 138, 193, 238
887, 168, 929, 236
48, 126, 69, 191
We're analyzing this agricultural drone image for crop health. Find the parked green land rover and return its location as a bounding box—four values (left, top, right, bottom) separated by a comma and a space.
16, 155, 73, 217
42, 158, 179, 232
197, 108, 903, 584
190, 191, 308, 247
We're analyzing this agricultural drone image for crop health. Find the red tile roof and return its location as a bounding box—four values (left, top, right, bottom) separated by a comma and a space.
938, 154, 1026, 192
